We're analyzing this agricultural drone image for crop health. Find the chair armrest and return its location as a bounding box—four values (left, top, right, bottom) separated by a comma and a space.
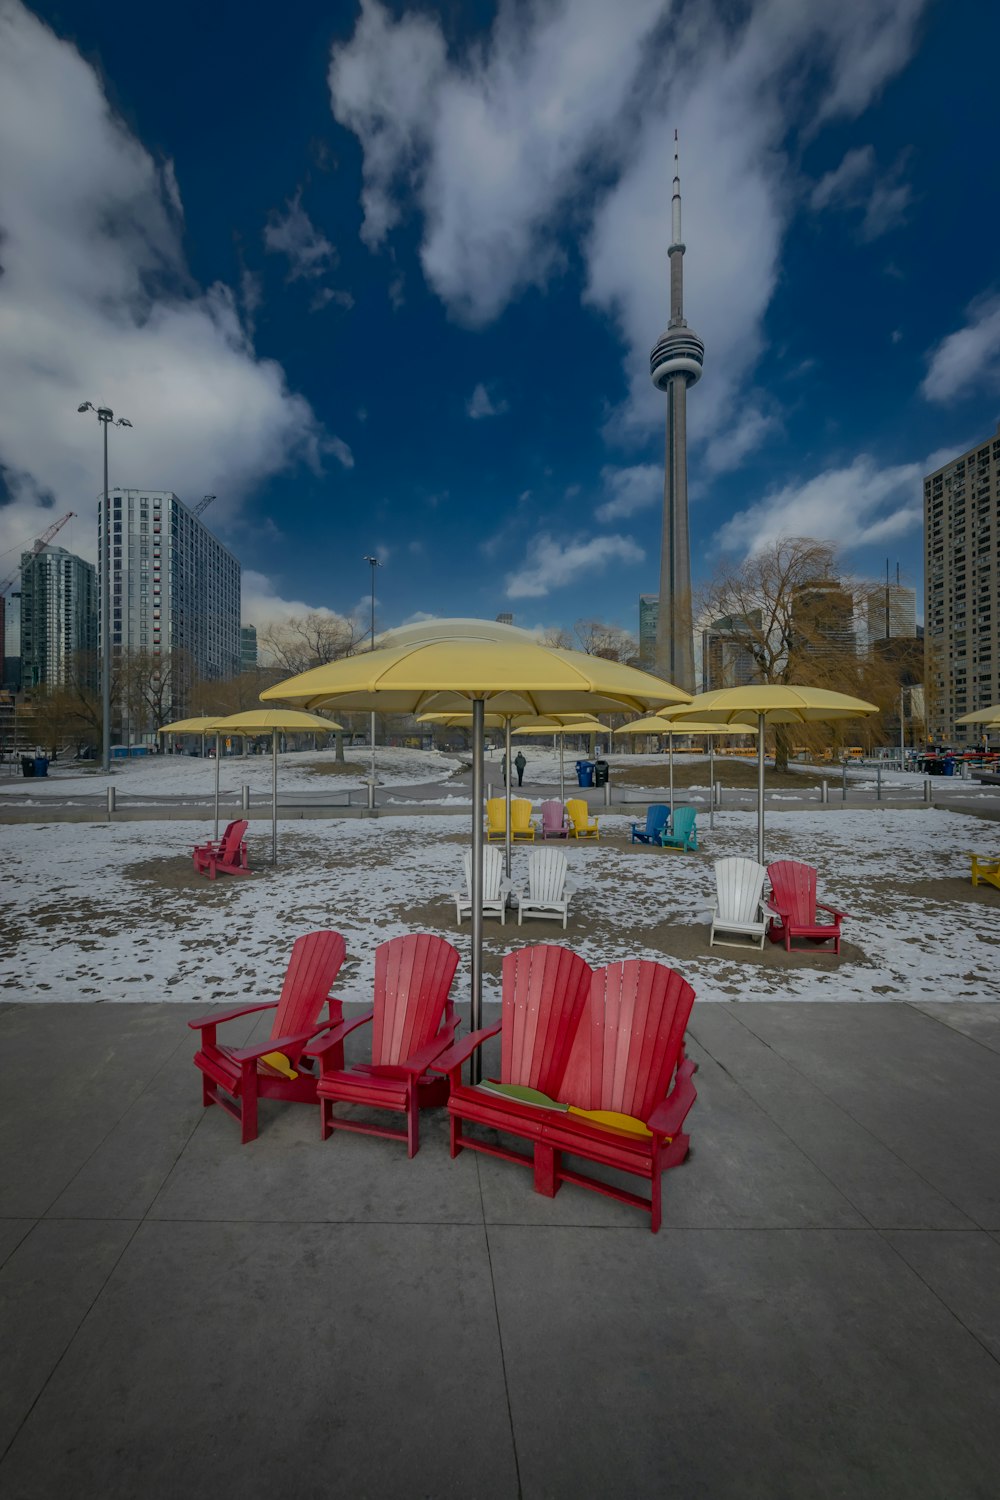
816, 901, 851, 920
393, 1019, 463, 1078
647, 1057, 698, 1138
766, 895, 790, 917
431, 1023, 502, 1078
228, 1012, 351, 1063
187, 999, 277, 1032
302, 1009, 374, 1061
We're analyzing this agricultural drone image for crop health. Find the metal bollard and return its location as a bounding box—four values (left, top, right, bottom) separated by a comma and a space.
603, 780, 611, 807
924, 777, 932, 805
241, 784, 250, 811
842, 763, 848, 803
822, 780, 829, 804
715, 780, 722, 807
876, 764, 882, 802
106, 785, 115, 818
366, 779, 376, 810
487, 781, 493, 802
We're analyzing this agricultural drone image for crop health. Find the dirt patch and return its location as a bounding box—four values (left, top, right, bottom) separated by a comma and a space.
902, 875, 1000, 907
299, 758, 374, 778
611, 760, 823, 791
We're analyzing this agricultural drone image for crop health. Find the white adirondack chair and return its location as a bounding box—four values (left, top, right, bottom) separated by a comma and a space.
709, 856, 768, 949
455, 845, 509, 925
514, 848, 571, 928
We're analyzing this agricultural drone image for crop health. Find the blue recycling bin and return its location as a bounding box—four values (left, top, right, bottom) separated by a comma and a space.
575, 759, 595, 788
943, 756, 955, 776
33, 755, 49, 777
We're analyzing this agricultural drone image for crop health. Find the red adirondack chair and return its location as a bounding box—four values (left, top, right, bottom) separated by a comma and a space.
434, 946, 697, 1232
766, 859, 848, 954
304, 933, 461, 1158
189, 929, 347, 1143
192, 819, 251, 879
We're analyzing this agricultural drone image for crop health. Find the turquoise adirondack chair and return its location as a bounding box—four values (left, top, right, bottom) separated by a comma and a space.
660, 806, 697, 852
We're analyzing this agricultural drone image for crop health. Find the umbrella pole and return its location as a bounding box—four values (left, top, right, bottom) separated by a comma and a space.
669, 735, 674, 827
757, 713, 765, 867
272, 728, 278, 866
709, 738, 715, 831
213, 733, 220, 839
471, 699, 485, 1083
504, 716, 513, 881
560, 737, 565, 803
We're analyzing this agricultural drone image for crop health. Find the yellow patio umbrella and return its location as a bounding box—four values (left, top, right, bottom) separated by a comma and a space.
158, 714, 225, 764
614, 716, 758, 831
261, 618, 689, 1060
668, 685, 879, 864
956, 706, 1000, 727
511, 716, 608, 803
208, 708, 342, 865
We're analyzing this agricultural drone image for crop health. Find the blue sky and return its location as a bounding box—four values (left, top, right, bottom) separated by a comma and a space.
1, 0, 999, 645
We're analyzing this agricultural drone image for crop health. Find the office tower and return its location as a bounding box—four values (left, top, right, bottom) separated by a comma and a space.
241, 624, 258, 671
495, 613, 514, 626
791, 579, 857, 661
867, 584, 916, 642
99, 490, 241, 716
638, 595, 659, 670
701, 612, 762, 692
649, 134, 704, 691
925, 424, 1000, 743
19, 545, 97, 689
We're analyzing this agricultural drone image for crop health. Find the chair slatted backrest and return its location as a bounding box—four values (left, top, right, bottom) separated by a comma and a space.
541, 800, 566, 836
371, 933, 460, 1066
767, 860, 817, 924
511, 799, 533, 834
646, 805, 670, 839
219, 819, 249, 860
528, 848, 567, 903
486, 798, 506, 835
500, 945, 592, 1095
271, 930, 347, 1065
463, 845, 504, 901
565, 799, 594, 833
561, 960, 695, 1122
715, 857, 767, 924
669, 807, 696, 844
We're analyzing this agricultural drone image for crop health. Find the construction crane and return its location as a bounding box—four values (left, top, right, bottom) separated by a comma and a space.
0, 512, 76, 596
193, 494, 216, 517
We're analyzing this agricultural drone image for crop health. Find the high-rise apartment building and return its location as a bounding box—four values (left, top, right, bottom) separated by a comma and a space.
2, 595, 20, 689
638, 595, 659, 670
19, 545, 97, 689
701, 612, 761, 692
924, 425, 1000, 744
495, 612, 514, 626
99, 489, 241, 716
866, 584, 916, 643
240, 624, 258, 671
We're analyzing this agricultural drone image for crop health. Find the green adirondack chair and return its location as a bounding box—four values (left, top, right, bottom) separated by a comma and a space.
660, 805, 697, 853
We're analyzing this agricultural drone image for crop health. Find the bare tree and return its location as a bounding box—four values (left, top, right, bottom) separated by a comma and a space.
698, 538, 888, 769
574, 619, 637, 663
259, 611, 366, 760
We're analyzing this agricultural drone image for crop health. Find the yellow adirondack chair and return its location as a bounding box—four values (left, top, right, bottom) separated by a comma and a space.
566, 798, 599, 839
969, 852, 1000, 890
486, 798, 507, 841
511, 798, 536, 841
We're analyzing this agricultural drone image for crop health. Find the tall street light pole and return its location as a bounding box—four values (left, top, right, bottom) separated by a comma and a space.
78, 402, 132, 774
363, 555, 381, 795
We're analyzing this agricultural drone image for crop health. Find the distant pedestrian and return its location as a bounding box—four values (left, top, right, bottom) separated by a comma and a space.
514, 750, 526, 787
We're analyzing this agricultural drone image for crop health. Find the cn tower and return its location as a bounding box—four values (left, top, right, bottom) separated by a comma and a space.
649, 133, 704, 691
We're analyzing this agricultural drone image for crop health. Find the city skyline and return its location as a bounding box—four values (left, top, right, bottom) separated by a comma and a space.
1, 1, 999, 646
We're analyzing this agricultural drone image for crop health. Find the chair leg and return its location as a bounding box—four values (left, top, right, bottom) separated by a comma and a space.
650, 1165, 662, 1234
406, 1086, 420, 1159
533, 1143, 560, 1198
450, 1113, 463, 1158
319, 1096, 334, 1141
240, 1065, 258, 1145
201, 1074, 213, 1108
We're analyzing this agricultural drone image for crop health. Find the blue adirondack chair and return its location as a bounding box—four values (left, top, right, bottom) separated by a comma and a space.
660, 806, 697, 852
630, 804, 670, 845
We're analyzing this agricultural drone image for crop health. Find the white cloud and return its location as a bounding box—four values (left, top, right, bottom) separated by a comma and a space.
810, 145, 875, 210
921, 293, 1000, 404
595, 464, 661, 522
241, 570, 360, 635
329, 0, 926, 457
703, 404, 781, 476
717, 455, 922, 556
264, 190, 338, 280
0, 2, 350, 572
808, 143, 911, 241
505, 532, 643, 599
466, 383, 508, 419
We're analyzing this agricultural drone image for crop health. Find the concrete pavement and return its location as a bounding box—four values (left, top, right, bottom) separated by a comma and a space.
2, 998, 1000, 1497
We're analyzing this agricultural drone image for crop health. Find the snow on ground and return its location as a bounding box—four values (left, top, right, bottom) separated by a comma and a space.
1, 807, 997, 1008
0, 746, 462, 798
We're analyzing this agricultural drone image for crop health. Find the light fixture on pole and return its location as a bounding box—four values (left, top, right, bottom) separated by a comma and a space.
78, 402, 132, 775
363, 555, 381, 797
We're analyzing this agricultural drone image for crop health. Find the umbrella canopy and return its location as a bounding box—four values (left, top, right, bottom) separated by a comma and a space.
956, 706, 1000, 727
208, 708, 341, 866
261, 619, 689, 1069
158, 716, 226, 735
668, 686, 878, 863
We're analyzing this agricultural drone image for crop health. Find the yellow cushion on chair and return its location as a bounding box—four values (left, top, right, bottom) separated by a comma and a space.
567, 1106, 652, 1137
259, 1051, 298, 1080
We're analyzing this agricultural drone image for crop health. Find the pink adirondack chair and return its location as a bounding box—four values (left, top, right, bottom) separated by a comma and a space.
192, 819, 251, 879
766, 859, 848, 954
435, 947, 697, 1232
305, 933, 461, 1158
189, 929, 347, 1143
540, 800, 570, 839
